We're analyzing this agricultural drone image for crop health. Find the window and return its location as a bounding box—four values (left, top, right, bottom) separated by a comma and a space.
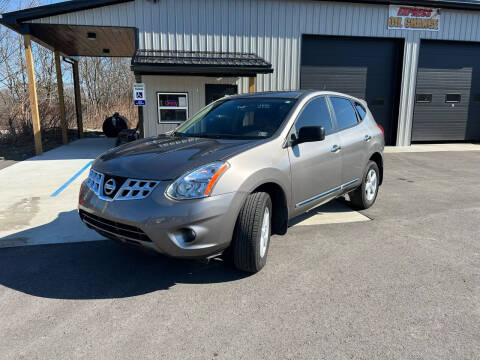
445, 94, 461, 103
294, 97, 333, 135
416, 94, 432, 103
354, 102, 367, 119
157, 93, 188, 122
330, 97, 359, 130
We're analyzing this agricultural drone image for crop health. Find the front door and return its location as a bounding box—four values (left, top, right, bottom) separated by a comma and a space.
288, 96, 342, 213
205, 84, 238, 105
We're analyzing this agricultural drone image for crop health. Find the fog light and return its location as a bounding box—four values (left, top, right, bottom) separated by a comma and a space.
181, 228, 196, 243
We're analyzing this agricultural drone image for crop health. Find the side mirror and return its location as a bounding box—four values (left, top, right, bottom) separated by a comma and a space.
294, 126, 325, 145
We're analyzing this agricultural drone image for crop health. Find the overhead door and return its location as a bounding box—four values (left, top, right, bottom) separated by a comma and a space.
300, 35, 403, 145
412, 40, 480, 142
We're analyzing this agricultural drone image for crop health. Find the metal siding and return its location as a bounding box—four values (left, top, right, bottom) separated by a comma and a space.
27, 0, 480, 145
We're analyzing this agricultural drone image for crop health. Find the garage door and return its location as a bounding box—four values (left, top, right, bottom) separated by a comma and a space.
412, 41, 480, 142
300, 35, 403, 145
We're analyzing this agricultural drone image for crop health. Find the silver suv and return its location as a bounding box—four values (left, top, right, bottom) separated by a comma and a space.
79, 91, 384, 273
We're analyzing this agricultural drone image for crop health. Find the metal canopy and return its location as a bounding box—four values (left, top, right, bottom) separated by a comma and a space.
131, 50, 274, 77
0, 0, 134, 30
26, 23, 136, 57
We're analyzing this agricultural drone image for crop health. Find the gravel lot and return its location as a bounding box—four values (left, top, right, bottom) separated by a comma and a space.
0, 150, 479, 359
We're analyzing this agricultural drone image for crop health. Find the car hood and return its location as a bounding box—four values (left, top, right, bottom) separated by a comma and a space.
92, 134, 259, 180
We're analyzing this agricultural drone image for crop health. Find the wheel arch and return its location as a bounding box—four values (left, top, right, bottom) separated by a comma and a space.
369, 152, 384, 185
251, 182, 289, 236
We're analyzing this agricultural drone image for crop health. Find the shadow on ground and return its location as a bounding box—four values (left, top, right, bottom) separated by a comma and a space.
0, 198, 361, 300
0, 240, 247, 300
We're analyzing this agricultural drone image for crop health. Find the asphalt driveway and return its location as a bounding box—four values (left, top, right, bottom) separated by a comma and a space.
0, 150, 479, 359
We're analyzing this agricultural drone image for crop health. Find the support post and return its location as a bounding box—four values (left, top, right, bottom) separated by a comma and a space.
72, 61, 84, 138
248, 76, 255, 93
23, 35, 42, 155
54, 51, 68, 145
135, 73, 144, 138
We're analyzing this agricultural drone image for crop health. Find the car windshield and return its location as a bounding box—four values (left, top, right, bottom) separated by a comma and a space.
174, 97, 296, 139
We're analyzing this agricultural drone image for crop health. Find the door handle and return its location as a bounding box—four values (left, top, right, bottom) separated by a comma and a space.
364, 134, 372, 142
330, 145, 342, 153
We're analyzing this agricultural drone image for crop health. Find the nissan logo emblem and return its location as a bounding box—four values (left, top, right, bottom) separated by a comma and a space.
104, 178, 117, 196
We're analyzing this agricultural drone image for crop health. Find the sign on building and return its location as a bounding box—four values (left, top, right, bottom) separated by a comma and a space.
133, 83, 146, 106
388, 5, 440, 31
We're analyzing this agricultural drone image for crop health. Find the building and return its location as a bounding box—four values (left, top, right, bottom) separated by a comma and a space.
2, 0, 480, 151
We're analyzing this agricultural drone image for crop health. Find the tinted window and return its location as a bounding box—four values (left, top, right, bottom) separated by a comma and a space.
330, 97, 359, 130
295, 97, 333, 135
354, 102, 367, 119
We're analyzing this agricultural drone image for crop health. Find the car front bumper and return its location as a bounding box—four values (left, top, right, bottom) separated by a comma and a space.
78, 180, 247, 258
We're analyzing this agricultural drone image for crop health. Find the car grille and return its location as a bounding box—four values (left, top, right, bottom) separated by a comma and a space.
86, 168, 159, 201
79, 210, 152, 242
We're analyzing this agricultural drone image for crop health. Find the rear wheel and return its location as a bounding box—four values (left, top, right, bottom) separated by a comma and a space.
232, 192, 272, 273
350, 160, 379, 210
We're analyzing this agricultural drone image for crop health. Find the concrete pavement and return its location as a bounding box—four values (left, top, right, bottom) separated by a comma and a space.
0, 150, 479, 359
0, 138, 115, 247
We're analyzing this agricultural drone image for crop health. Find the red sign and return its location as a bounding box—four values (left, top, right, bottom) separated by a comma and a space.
397, 7, 433, 18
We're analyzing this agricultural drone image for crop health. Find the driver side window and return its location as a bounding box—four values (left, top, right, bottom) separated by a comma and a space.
295, 96, 334, 135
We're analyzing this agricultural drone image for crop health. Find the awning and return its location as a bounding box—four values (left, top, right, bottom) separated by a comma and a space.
131, 50, 273, 77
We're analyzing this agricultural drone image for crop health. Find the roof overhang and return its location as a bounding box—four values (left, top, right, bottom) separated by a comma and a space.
132, 50, 274, 77
25, 23, 136, 57
1, 0, 480, 32
0, 0, 134, 32
335, 0, 480, 10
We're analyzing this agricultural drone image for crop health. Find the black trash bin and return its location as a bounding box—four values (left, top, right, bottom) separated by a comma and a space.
102, 112, 128, 138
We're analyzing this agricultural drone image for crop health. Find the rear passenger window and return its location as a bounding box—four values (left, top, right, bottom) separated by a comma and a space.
330, 97, 359, 130
354, 102, 367, 119
295, 96, 334, 135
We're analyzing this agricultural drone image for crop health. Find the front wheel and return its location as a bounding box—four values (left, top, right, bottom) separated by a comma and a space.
350, 160, 380, 210
232, 192, 272, 273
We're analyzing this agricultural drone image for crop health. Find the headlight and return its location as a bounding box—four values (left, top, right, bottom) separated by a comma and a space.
166, 161, 229, 200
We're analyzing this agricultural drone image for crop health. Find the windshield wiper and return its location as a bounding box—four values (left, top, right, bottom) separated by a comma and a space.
172, 131, 189, 137
184, 133, 261, 140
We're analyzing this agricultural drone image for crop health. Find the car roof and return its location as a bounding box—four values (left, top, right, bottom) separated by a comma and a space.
231, 91, 308, 99
228, 90, 363, 103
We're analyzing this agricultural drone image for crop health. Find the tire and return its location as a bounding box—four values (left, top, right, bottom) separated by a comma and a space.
232, 192, 272, 273
350, 160, 380, 210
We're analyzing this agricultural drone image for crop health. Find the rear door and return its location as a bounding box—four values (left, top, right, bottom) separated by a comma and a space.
328, 96, 366, 188
288, 96, 342, 211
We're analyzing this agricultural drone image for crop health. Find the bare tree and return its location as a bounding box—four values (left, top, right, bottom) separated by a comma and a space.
0, 0, 137, 148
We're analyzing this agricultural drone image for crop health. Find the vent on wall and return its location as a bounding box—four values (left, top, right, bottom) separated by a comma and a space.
445, 94, 461, 103
416, 94, 432, 103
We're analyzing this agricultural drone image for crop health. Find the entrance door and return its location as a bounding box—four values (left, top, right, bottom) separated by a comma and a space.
205, 84, 238, 105
288, 96, 342, 212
